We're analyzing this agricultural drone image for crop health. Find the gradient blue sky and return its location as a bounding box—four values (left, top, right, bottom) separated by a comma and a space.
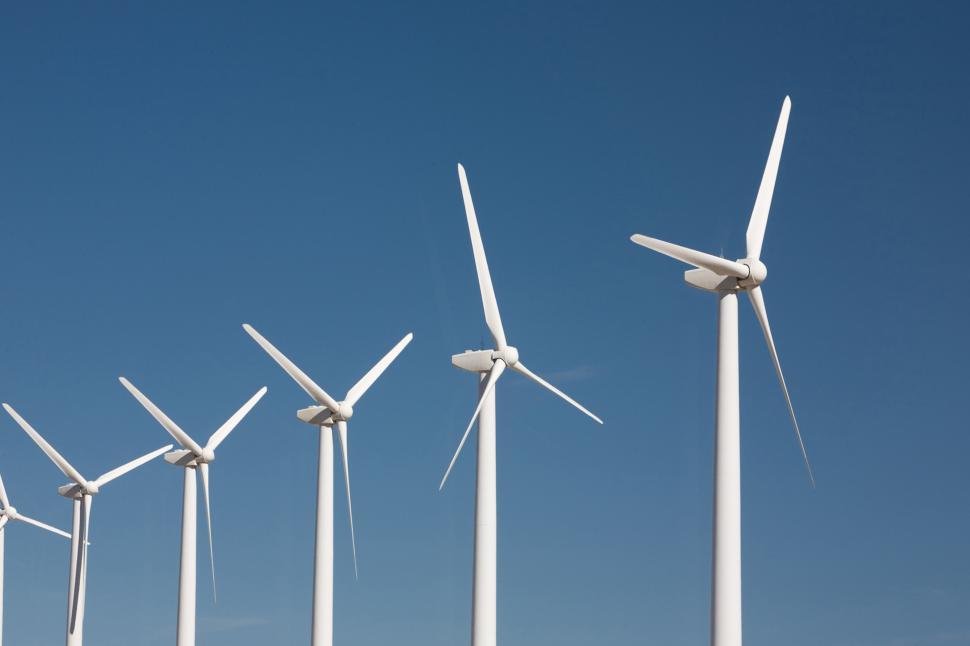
1, 2, 968, 645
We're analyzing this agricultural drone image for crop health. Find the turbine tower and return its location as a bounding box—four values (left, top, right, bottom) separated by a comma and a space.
630, 96, 813, 646
242, 324, 412, 646
441, 163, 603, 646
118, 377, 267, 646
2, 403, 171, 646
0, 471, 71, 646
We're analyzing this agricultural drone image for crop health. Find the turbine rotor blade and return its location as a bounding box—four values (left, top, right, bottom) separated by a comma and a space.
630, 235, 749, 278
94, 444, 173, 488
2, 404, 89, 487
747, 286, 815, 486
746, 96, 791, 261
199, 462, 217, 602
0, 472, 9, 509
70, 495, 91, 634
206, 387, 268, 451
242, 324, 341, 411
457, 164, 508, 349
336, 420, 358, 579
18, 513, 72, 539
345, 333, 414, 407
439, 360, 506, 491
509, 362, 603, 424
0, 516, 7, 530
118, 378, 205, 455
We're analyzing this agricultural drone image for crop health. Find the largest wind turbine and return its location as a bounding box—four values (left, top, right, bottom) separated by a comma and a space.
441, 164, 602, 646
0, 471, 71, 646
118, 377, 267, 646
2, 403, 171, 646
242, 324, 412, 646
630, 96, 813, 646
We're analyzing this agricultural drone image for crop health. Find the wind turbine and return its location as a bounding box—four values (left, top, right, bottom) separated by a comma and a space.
0, 471, 71, 646
242, 324, 412, 646
117, 377, 267, 646
440, 163, 603, 646
1, 403, 171, 646
630, 96, 813, 646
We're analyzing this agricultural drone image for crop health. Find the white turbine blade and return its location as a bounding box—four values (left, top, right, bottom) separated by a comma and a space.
0, 472, 9, 509
747, 286, 815, 487
630, 235, 749, 278
70, 495, 91, 634
94, 444, 173, 488
2, 404, 89, 487
457, 164, 508, 349
746, 96, 791, 261
336, 420, 358, 579
199, 462, 217, 602
242, 324, 341, 411
0, 516, 7, 530
439, 360, 506, 491
344, 333, 414, 407
509, 362, 603, 425
18, 513, 72, 539
206, 386, 268, 451
119, 378, 205, 455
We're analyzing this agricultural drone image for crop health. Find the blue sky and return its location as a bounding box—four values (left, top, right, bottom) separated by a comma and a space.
1, 2, 968, 645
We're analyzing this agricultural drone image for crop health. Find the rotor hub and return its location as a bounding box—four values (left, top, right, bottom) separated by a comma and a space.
335, 403, 354, 421
4, 506, 17, 520
85, 483, 100, 494
738, 258, 768, 287
492, 346, 519, 366
201, 448, 216, 463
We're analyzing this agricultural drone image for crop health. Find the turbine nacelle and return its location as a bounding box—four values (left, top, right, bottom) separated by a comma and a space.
683, 258, 767, 293
451, 346, 523, 374
297, 402, 354, 426
164, 449, 198, 466
452, 349, 497, 373
58, 482, 95, 498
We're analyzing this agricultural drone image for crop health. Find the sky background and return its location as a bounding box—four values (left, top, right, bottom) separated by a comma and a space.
0, 2, 968, 645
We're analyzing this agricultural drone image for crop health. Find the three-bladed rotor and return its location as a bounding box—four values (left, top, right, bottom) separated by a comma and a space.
2, 402, 172, 632
0, 470, 72, 539
118, 377, 267, 600
440, 164, 603, 491
243, 323, 413, 578
630, 96, 814, 486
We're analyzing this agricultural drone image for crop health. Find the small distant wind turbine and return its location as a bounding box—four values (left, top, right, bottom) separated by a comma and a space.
118, 377, 266, 646
441, 163, 602, 646
630, 96, 813, 646
2, 403, 171, 646
242, 324, 412, 646
0, 471, 71, 646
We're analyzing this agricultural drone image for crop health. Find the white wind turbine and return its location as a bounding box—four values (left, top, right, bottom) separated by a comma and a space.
117, 377, 267, 646
440, 163, 603, 646
1, 403, 171, 646
630, 96, 813, 646
0, 471, 71, 646
242, 324, 412, 646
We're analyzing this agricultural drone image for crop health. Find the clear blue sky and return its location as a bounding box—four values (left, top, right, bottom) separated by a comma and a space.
1, 2, 968, 645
